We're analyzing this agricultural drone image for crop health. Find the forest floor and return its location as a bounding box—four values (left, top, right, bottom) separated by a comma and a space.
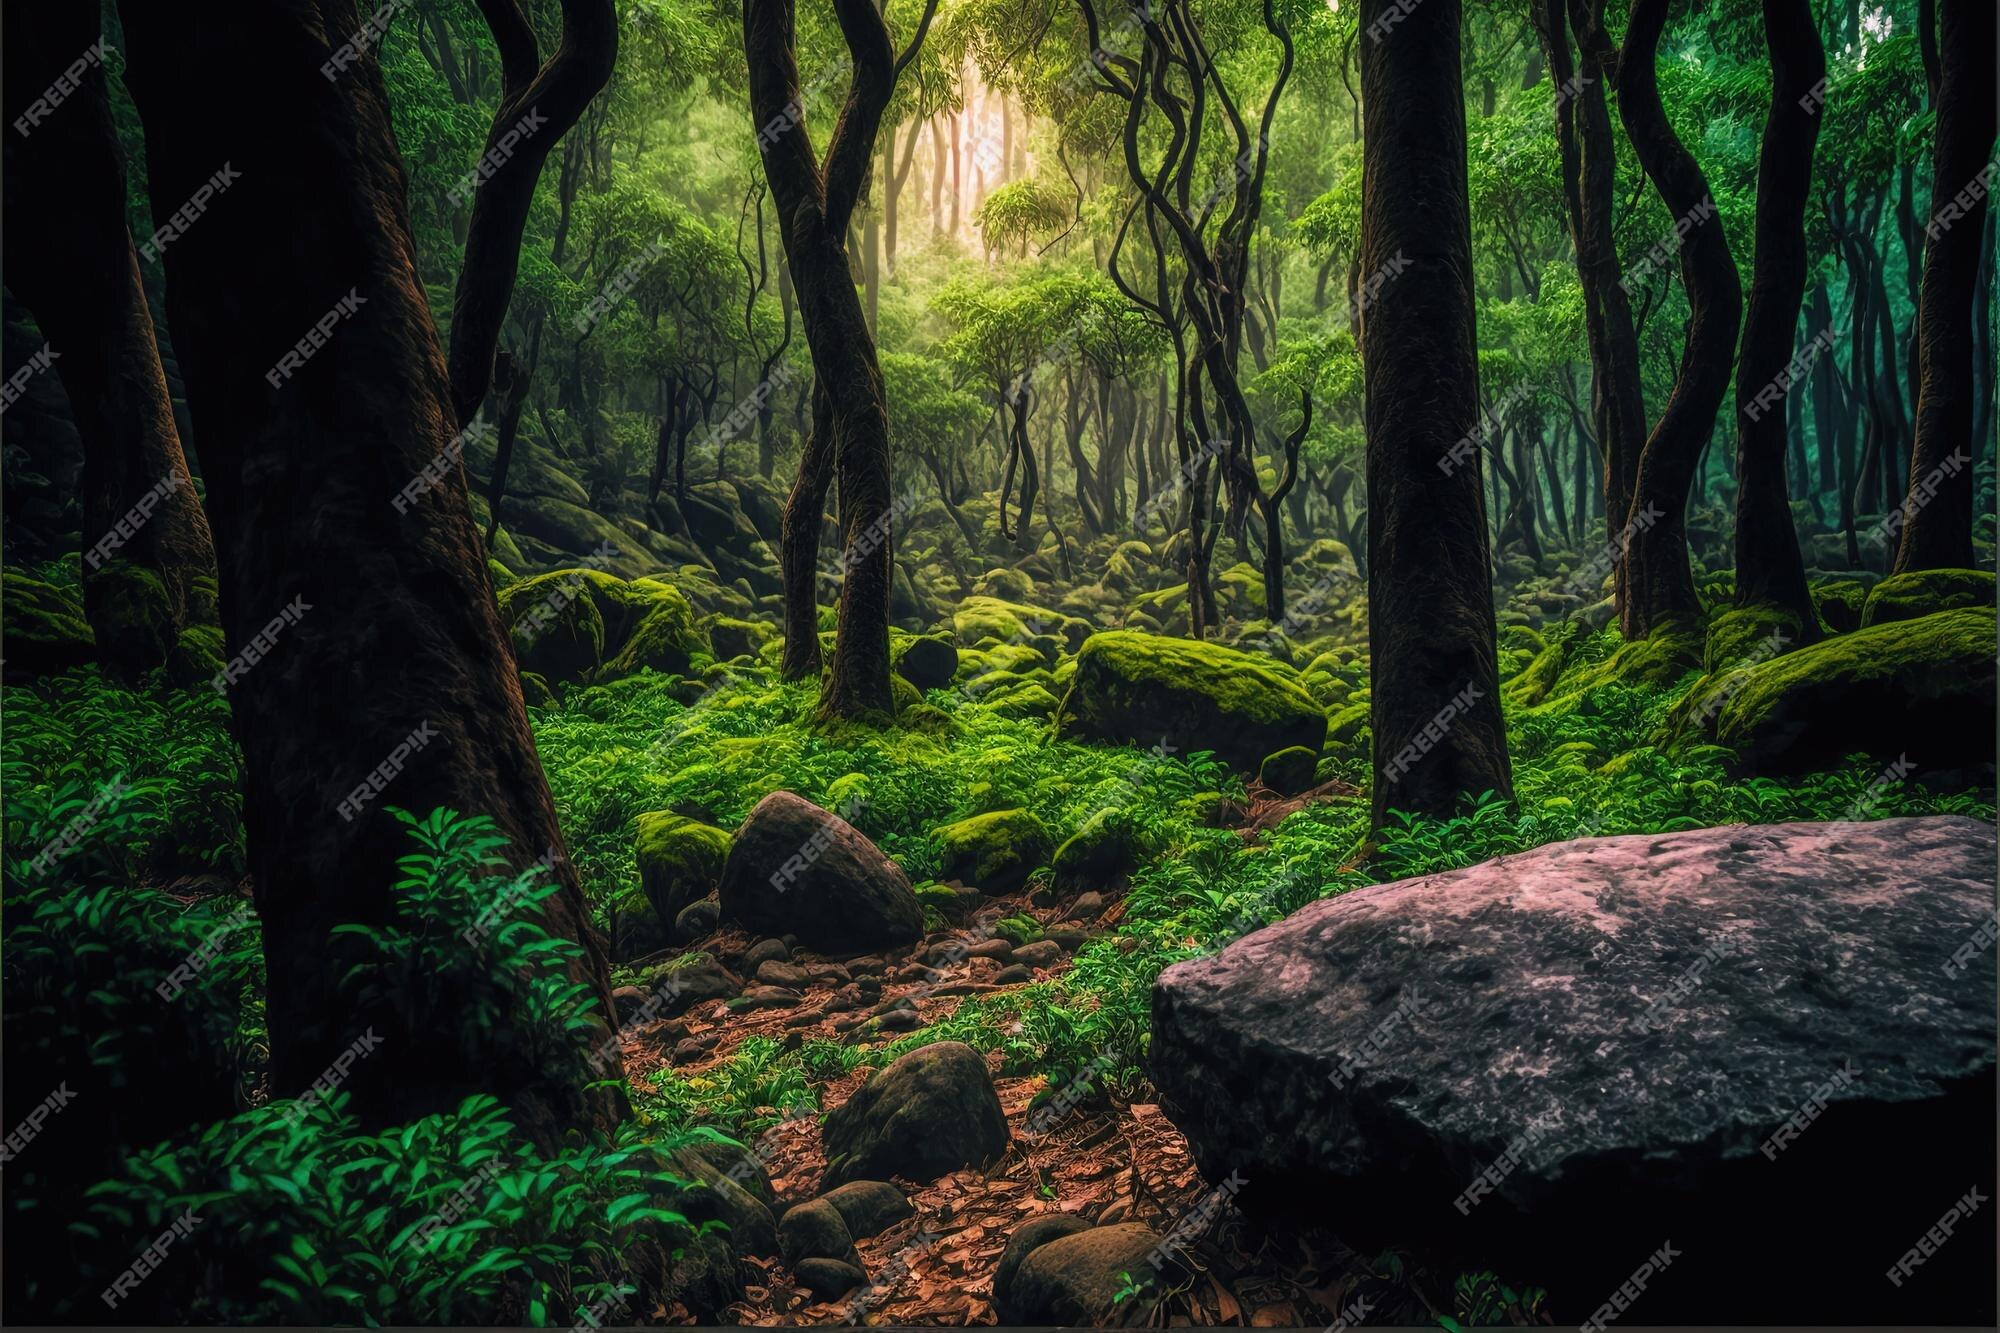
621, 781, 1448, 1328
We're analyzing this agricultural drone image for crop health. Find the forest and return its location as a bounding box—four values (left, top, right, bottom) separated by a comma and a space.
1, 0, 1995, 1325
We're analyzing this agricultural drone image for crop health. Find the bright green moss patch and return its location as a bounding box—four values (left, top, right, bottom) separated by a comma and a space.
1860, 568, 1995, 628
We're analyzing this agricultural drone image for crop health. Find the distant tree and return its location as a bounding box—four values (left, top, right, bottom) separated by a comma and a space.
2, 2, 218, 682
1894, 0, 1996, 572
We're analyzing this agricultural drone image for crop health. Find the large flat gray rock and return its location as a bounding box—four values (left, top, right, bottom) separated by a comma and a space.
1151, 816, 1997, 1324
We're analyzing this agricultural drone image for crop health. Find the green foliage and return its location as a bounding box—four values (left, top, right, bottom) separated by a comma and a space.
75, 1091, 712, 1325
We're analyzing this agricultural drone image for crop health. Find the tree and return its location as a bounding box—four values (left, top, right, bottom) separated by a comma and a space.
744, 0, 937, 717
1731, 0, 1824, 634
1893, 0, 1997, 572
2, 1, 218, 682
115, 0, 623, 1150
1356, 0, 1512, 827
446, 0, 617, 429
1579, 0, 1742, 638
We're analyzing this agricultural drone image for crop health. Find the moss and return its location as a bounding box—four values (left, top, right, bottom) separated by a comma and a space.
1860, 568, 1995, 628
1703, 604, 1805, 673
488, 558, 518, 590
499, 568, 711, 684
992, 913, 1042, 947
632, 811, 733, 925
1533, 621, 1704, 709
984, 681, 1061, 720
951, 595, 1088, 653
1058, 629, 1326, 772
85, 559, 177, 674
1812, 579, 1869, 634
933, 807, 1053, 894
1258, 745, 1319, 795
709, 615, 773, 662
974, 567, 1039, 601
1050, 810, 1150, 889
2, 569, 94, 678
1699, 606, 1998, 775
893, 632, 958, 691
519, 671, 557, 708
1326, 701, 1371, 750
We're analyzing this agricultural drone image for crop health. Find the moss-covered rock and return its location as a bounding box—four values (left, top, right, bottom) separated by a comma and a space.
162, 624, 227, 691
599, 586, 707, 680
1703, 604, 1805, 673
708, 615, 773, 662
1058, 630, 1326, 772
498, 568, 711, 683
1050, 811, 1149, 890
1259, 746, 1319, 795
952, 595, 1089, 653
519, 671, 557, 708
1812, 579, 1869, 634
1860, 569, 1995, 628
934, 808, 1053, 895
1326, 701, 1371, 750
2, 570, 94, 680
984, 680, 1061, 720
894, 632, 958, 692
1534, 621, 1705, 707
85, 559, 178, 677
1692, 607, 1997, 776
633, 811, 733, 927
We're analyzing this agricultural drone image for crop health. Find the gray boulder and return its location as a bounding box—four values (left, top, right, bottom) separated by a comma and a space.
1150, 816, 1998, 1325
820, 1042, 1009, 1190
718, 792, 924, 952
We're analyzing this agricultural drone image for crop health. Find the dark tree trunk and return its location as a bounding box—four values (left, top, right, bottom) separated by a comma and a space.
1607, 0, 1743, 638
1537, 0, 1647, 618
1893, 0, 1997, 571
1358, 0, 1513, 828
115, 0, 624, 1147
744, 0, 937, 718
1731, 0, 1822, 638
483, 325, 541, 544
779, 383, 835, 679
447, 0, 616, 427
3, 1, 219, 683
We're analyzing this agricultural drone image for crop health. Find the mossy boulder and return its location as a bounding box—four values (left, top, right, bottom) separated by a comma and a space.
952, 595, 1089, 653
2, 570, 94, 680
498, 567, 709, 683
1500, 638, 1569, 710
894, 632, 958, 692
633, 811, 733, 926
707, 615, 773, 662
598, 584, 707, 679
1050, 811, 1149, 890
984, 680, 1062, 720
1536, 621, 1705, 707
1703, 604, 1805, 673
1059, 630, 1326, 773
85, 559, 179, 677
1690, 607, 1997, 776
1860, 569, 1995, 628
1812, 579, 1870, 634
935, 808, 1053, 895
1259, 746, 1319, 795
162, 624, 228, 691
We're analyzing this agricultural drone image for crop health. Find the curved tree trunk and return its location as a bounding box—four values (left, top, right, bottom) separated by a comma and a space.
1357, 0, 1513, 828
447, 0, 616, 428
1608, 0, 1743, 638
117, 0, 622, 1149
1893, 0, 1997, 571
1731, 0, 1823, 638
3, 1, 218, 683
